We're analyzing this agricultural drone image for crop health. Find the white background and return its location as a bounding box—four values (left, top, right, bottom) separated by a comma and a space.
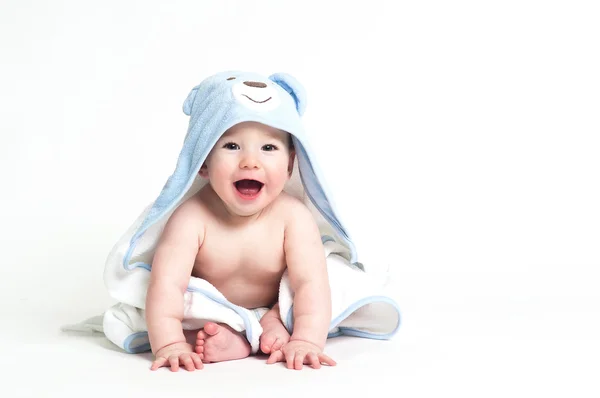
1, 0, 599, 396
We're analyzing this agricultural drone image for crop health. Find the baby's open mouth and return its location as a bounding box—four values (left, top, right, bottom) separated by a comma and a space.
234, 179, 264, 197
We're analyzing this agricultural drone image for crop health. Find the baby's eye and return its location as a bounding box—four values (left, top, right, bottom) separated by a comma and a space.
223, 142, 240, 150
262, 144, 278, 151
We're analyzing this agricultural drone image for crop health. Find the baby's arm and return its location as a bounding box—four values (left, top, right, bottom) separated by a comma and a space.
145, 200, 204, 370
278, 201, 335, 368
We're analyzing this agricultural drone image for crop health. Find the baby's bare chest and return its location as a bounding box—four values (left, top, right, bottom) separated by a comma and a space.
193, 221, 286, 280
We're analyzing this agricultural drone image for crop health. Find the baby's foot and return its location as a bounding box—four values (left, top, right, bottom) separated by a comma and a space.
260, 317, 291, 354
195, 322, 251, 363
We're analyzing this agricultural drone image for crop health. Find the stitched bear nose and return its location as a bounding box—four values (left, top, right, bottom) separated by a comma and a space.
243, 81, 267, 88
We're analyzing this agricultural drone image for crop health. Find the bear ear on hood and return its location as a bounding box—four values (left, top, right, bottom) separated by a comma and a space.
269, 73, 307, 116
182, 84, 201, 116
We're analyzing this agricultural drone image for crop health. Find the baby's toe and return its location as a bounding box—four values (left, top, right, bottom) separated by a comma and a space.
260, 335, 276, 354
271, 337, 284, 352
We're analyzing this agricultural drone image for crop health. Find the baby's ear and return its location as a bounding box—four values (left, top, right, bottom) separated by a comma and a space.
269, 73, 307, 116
287, 150, 296, 177
198, 162, 208, 178
183, 85, 201, 116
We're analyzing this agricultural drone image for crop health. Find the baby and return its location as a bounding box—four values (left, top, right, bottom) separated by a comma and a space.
145, 120, 336, 371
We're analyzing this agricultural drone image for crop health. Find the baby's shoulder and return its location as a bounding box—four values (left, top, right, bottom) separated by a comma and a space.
272, 192, 312, 221
167, 193, 208, 226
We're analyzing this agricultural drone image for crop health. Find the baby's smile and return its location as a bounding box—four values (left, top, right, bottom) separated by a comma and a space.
234, 179, 264, 200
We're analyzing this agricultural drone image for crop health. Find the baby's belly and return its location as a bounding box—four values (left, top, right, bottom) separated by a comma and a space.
215, 278, 281, 309
193, 265, 284, 309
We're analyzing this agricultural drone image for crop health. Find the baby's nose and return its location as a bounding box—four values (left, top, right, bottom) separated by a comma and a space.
239, 151, 260, 169
243, 81, 267, 88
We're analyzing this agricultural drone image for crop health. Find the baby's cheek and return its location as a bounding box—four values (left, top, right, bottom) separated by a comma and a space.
211, 165, 232, 182
273, 167, 291, 184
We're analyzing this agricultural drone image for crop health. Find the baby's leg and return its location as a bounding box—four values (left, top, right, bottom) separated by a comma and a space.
259, 302, 290, 354
194, 322, 251, 363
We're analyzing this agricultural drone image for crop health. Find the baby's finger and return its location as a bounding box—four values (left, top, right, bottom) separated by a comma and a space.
150, 357, 167, 371
294, 350, 306, 370
285, 350, 295, 369
307, 353, 321, 369
267, 350, 284, 364
318, 353, 337, 367
191, 353, 204, 369
168, 355, 180, 372
181, 354, 195, 371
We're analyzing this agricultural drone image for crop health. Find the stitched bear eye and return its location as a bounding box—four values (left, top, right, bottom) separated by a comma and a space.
227, 77, 236, 80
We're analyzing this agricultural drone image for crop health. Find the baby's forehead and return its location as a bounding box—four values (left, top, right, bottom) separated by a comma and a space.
221, 122, 289, 141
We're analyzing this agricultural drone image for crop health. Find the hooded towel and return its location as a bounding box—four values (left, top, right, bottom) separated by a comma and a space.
64, 71, 401, 354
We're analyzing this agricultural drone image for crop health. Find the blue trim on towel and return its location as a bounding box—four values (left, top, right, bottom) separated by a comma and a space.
285, 307, 351, 339
123, 331, 151, 354
321, 235, 335, 244
252, 308, 263, 321
327, 329, 343, 338
285, 296, 401, 340
126, 262, 151, 271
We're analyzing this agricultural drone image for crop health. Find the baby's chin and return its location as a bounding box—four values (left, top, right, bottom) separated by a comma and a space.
226, 205, 266, 218
228, 196, 279, 218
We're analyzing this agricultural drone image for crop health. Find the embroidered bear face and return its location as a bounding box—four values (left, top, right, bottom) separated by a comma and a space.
183, 71, 306, 118
229, 76, 282, 111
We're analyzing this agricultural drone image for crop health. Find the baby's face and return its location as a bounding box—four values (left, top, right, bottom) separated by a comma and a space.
200, 121, 294, 217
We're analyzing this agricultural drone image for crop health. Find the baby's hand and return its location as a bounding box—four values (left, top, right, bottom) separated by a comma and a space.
150, 342, 204, 372
267, 339, 336, 370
